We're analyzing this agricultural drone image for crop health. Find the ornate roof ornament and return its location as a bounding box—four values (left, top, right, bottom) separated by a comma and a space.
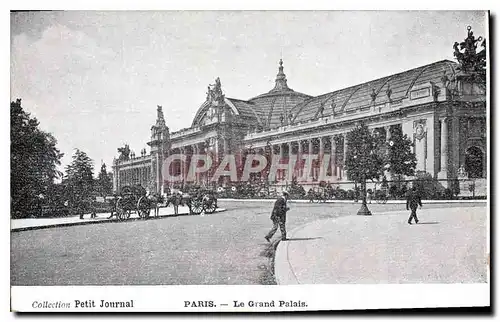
330, 98, 336, 113
155, 105, 167, 128
117, 144, 131, 161
370, 88, 377, 102
386, 84, 392, 101
271, 59, 291, 92
318, 103, 325, 118
441, 71, 450, 89
207, 77, 225, 105
453, 26, 486, 84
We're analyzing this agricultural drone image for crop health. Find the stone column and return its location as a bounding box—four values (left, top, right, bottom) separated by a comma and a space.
452, 116, 460, 178
342, 133, 348, 180
194, 144, 199, 184
297, 141, 303, 179
385, 125, 392, 181
180, 147, 185, 186
308, 139, 314, 181
331, 136, 337, 178
287, 142, 293, 180
438, 118, 448, 180
279, 144, 284, 181
156, 152, 161, 193
318, 137, 324, 181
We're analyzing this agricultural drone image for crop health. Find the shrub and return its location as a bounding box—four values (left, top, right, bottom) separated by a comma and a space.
333, 188, 347, 200
443, 188, 453, 200
374, 189, 386, 200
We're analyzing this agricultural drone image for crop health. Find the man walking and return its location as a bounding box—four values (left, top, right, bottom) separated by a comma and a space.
406, 187, 422, 225
265, 191, 290, 242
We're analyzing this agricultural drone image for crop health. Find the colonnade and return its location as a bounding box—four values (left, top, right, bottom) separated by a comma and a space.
118, 166, 152, 190
168, 125, 400, 185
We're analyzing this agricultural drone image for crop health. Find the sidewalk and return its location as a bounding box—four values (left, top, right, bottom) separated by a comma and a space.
11, 206, 226, 232
274, 206, 488, 284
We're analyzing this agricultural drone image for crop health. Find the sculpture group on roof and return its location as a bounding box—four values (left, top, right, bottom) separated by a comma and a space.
206, 77, 225, 104
117, 144, 131, 161
453, 26, 486, 82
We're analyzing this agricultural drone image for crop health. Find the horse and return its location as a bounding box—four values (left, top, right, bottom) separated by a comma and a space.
147, 193, 163, 217
165, 193, 192, 215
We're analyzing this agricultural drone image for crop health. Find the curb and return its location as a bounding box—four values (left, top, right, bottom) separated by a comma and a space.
221, 198, 487, 204
11, 208, 227, 233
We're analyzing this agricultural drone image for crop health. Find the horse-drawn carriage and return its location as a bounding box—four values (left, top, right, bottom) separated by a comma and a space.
190, 189, 218, 215
115, 185, 155, 220
166, 188, 218, 215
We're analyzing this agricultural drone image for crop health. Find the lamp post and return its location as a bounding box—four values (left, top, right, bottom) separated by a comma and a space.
355, 155, 372, 216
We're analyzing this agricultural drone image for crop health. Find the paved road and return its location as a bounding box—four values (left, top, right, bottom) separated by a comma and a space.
10, 200, 483, 285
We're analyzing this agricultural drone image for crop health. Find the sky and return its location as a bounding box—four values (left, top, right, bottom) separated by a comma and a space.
10, 11, 487, 175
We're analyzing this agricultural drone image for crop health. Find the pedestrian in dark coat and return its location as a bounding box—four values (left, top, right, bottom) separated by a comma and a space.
265, 191, 290, 242
406, 187, 423, 224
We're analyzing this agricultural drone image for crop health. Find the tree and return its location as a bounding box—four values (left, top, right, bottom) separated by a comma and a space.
96, 163, 113, 197
345, 123, 385, 215
386, 126, 417, 179
64, 149, 94, 204
11, 99, 63, 218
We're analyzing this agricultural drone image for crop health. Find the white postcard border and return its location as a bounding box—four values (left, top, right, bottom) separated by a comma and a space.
11, 284, 490, 312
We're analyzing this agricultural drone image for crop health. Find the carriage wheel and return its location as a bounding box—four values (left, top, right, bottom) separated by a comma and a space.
137, 197, 151, 219
191, 199, 204, 215
204, 200, 217, 214
116, 199, 131, 221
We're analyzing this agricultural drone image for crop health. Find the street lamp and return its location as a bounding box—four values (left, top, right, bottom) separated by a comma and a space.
356, 169, 372, 216
354, 149, 372, 216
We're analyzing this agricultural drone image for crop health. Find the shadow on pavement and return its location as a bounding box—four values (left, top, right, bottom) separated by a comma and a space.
284, 237, 323, 242
258, 239, 280, 285
259, 240, 280, 258
417, 221, 440, 225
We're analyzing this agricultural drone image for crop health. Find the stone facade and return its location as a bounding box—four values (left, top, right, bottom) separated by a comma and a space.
112, 59, 487, 193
